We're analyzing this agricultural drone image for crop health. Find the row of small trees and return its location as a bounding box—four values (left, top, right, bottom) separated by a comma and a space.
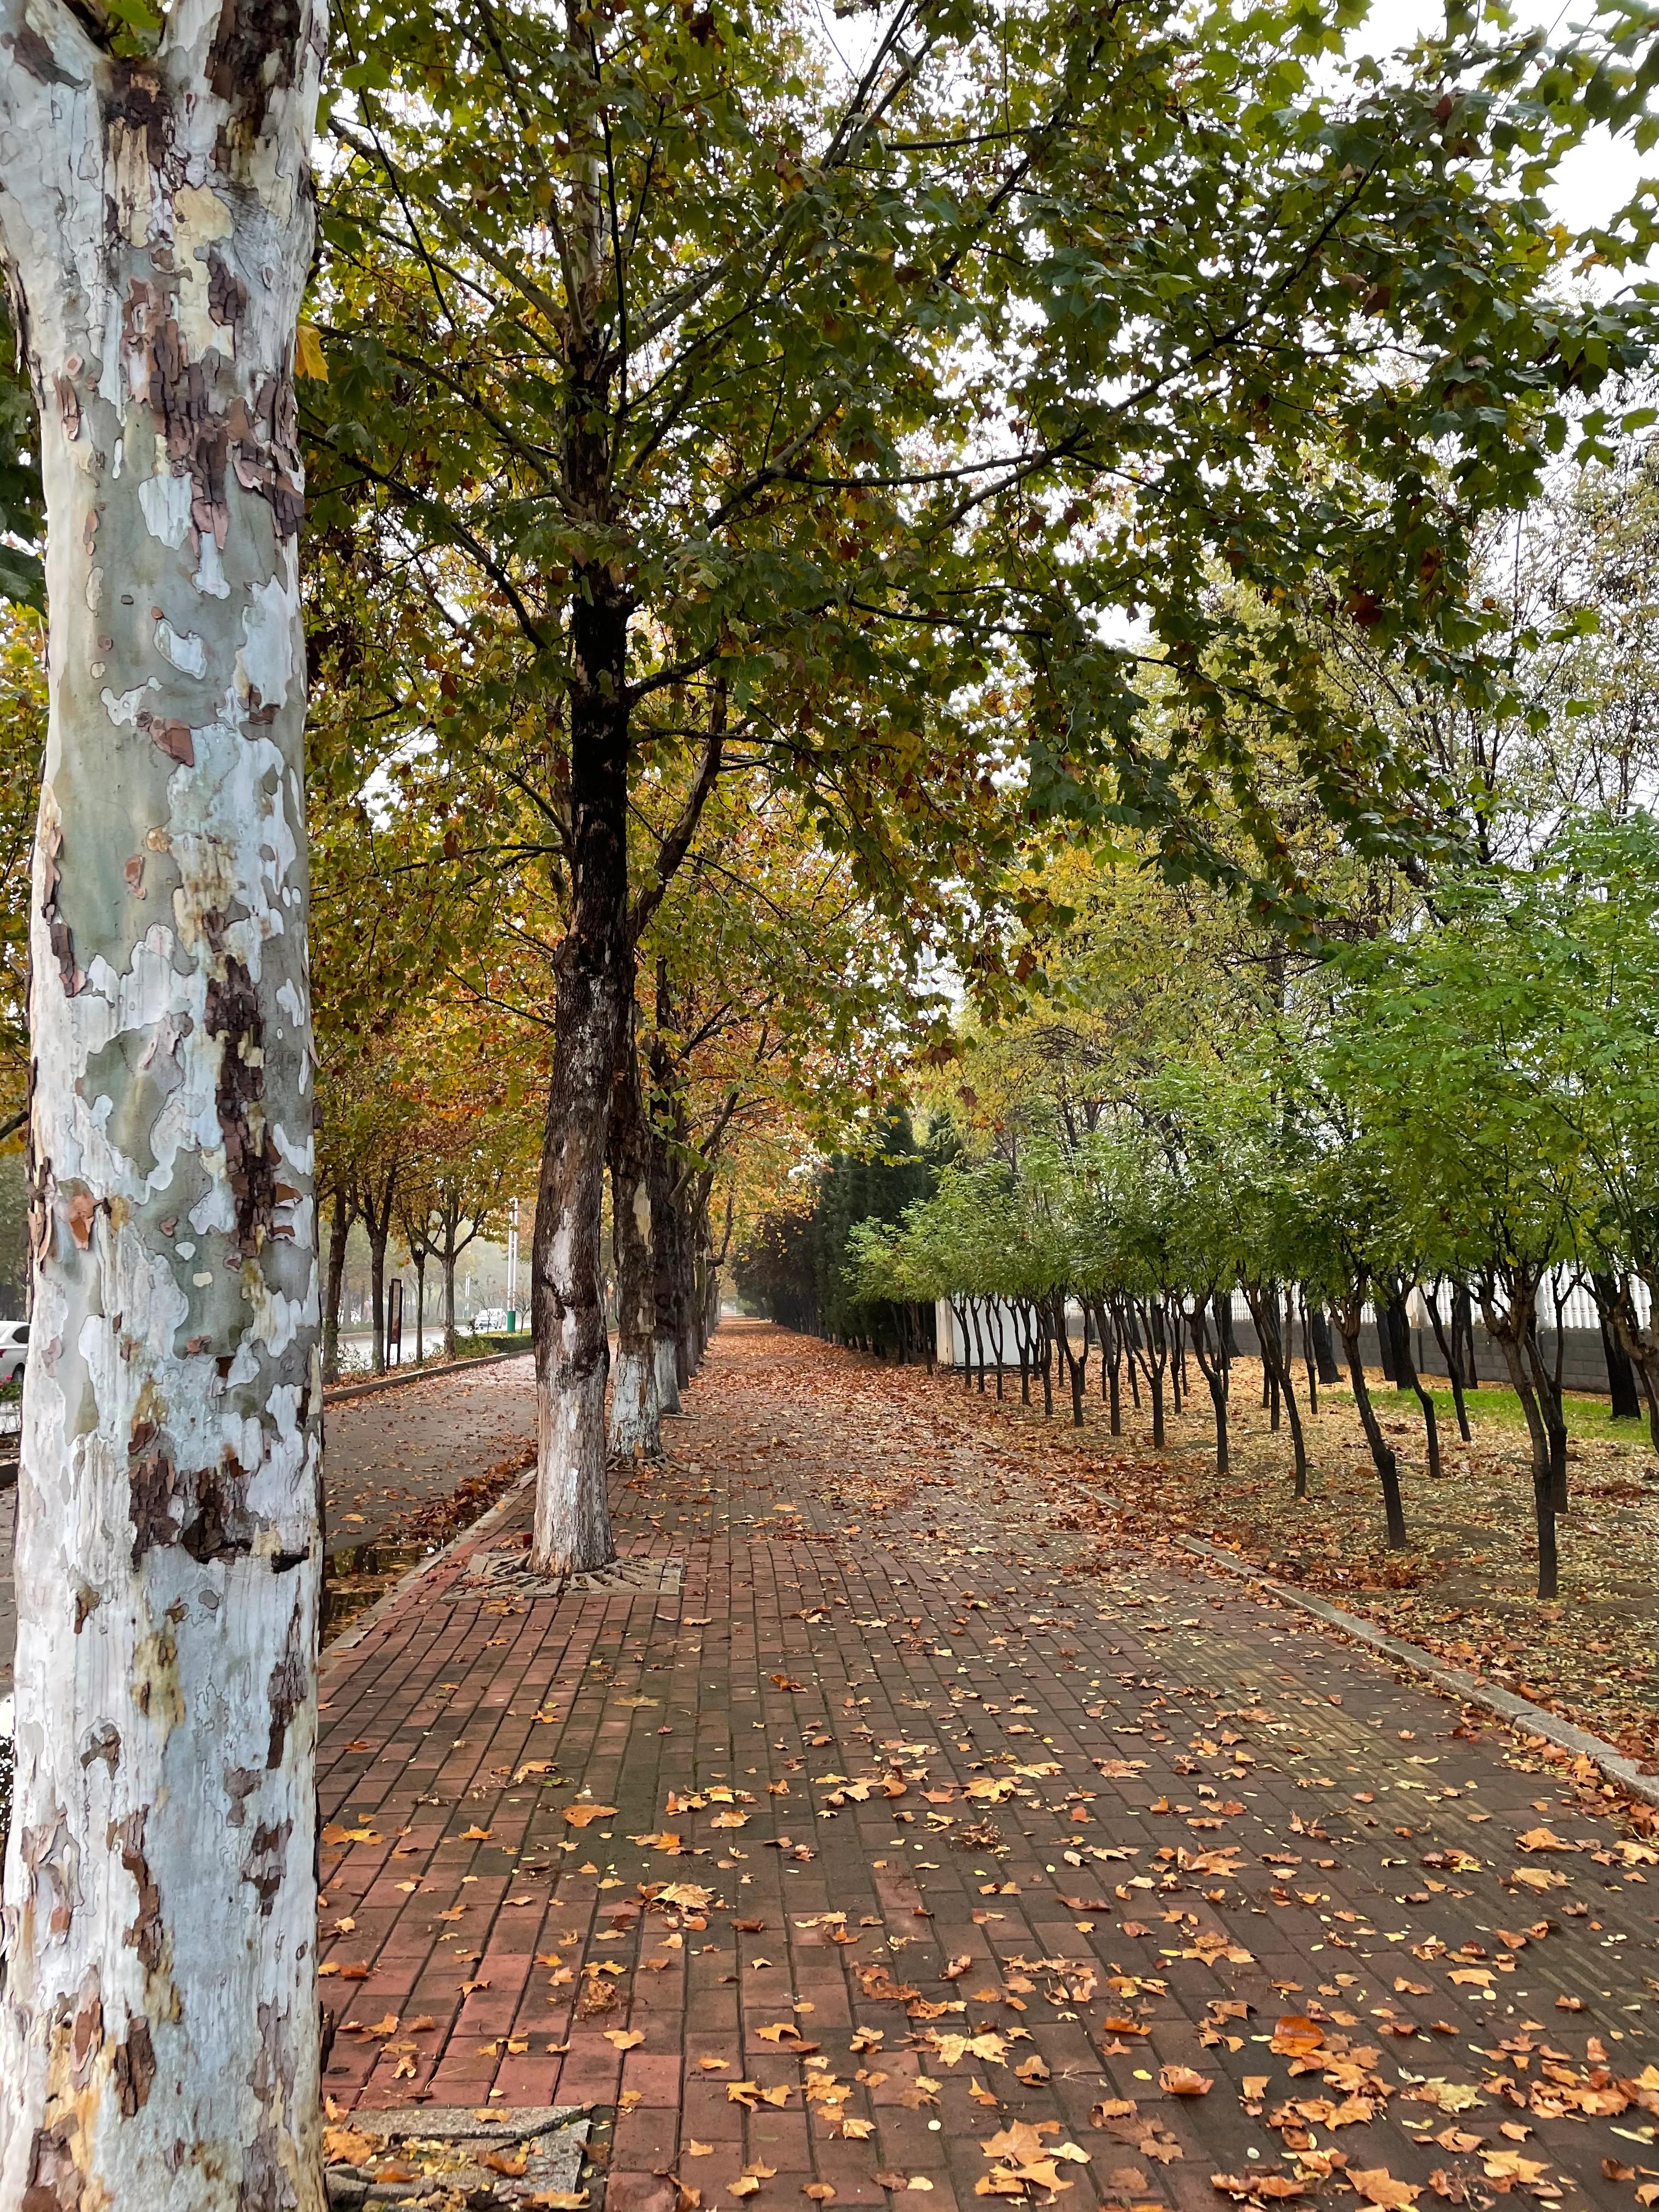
849, 812, 1659, 1600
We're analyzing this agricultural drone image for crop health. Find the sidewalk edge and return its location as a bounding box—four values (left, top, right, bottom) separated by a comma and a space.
321, 1468, 538, 1664
322, 1347, 529, 1408
1176, 1533, 1659, 1810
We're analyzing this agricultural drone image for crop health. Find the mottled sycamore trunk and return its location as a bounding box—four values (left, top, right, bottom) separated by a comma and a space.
0, 2, 328, 2205
607, 1010, 660, 1461
529, 576, 627, 1575
645, 1034, 682, 1418
321, 1185, 352, 1385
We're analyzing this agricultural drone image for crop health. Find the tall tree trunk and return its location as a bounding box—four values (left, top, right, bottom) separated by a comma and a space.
357, 1161, 399, 1377
414, 1251, 426, 1363
443, 1233, 459, 1358
0, 6, 328, 2203
529, 544, 629, 1573
608, 1008, 661, 1460
645, 1021, 684, 1418
368, 1218, 388, 1374
322, 1184, 353, 1386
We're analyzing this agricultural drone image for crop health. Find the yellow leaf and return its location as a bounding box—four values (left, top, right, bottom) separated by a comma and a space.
605, 2029, 646, 2050
295, 324, 329, 381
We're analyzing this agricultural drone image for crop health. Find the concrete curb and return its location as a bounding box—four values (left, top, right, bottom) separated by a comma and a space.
322, 1346, 529, 1408
1175, 1533, 1659, 1810
321, 1468, 538, 1662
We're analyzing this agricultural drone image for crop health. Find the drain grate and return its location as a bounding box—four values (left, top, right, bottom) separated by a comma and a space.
441, 1548, 685, 1604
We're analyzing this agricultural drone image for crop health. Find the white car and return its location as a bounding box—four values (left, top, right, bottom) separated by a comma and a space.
0, 1321, 25, 1387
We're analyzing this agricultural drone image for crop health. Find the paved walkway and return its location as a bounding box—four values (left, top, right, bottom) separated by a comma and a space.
0, 1354, 537, 1689
323, 1353, 537, 1549
317, 1322, 1659, 2212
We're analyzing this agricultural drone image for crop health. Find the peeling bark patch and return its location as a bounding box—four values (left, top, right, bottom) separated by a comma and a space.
22, 2119, 83, 2212
9, 24, 81, 88
204, 958, 278, 1257
179, 1448, 252, 1563
240, 1818, 290, 1915
136, 710, 195, 768
78, 1723, 120, 1774
40, 821, 83, 996
224, 1765, 260, 1828
115, 1810, 165, 1975
207, 0, 300, 139
69, 1970, 101, 2087
113, 2017, 156, 2115
243, 2001, 300, 2206
127, 1432, 180, 1564
264, 1607, 304, 1771
20, 1801, 78, 1942
107, 62, 174, 173
207, 251, 247, 331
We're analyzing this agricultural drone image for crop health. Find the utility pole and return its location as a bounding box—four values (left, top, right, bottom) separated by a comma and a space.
507, 1198, 521, 1331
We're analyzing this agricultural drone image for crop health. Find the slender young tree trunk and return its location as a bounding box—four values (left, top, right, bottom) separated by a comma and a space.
1299, 1289, 1318, 1415
1606, 1275, 1659, 1454
1591, 1273, 1643, 1421
1483, 1285, 1559, 1600
0, 8, 328, 2202
323, 1185, 353, 1386
1187, 1299, 1230, 1474
949, 1299, 969, 1387
1523, 1317, 1571, 1517
1308, 1305, 1341, 1386
1130, 1304, 1168, 1448
1387, 1282, 1443, 1479
1453, 1283, 1481, 1392
1055, 1292, 1086, 1426
1246, 1283, 1308, 1497
414, 1252, 426, 1363
608, 1010, 662, 1461
1336, 1302, 1407, 1548
1423, 1283, 1472, 1443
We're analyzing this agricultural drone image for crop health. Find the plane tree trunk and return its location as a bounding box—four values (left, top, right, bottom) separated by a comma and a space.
528, 563, 629, 1575
0, 4, 328, 2204
607, 1005, 661, 1460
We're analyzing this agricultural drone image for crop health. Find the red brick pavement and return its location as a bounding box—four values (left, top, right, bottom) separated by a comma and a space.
318, 1321, 1659, 2212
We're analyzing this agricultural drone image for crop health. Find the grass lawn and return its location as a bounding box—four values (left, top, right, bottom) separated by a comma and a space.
1324, 1378, 1650, 1444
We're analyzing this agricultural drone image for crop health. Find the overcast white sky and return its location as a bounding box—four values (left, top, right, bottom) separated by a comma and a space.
1356, 0, 1649, 239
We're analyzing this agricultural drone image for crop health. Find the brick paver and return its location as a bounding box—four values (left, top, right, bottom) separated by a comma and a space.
318, 1322, 1659, 2212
